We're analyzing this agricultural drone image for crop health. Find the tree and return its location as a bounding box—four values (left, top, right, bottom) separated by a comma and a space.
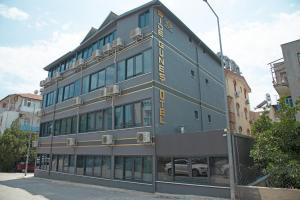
0, 120, 37, 172
250, 97, 300, 188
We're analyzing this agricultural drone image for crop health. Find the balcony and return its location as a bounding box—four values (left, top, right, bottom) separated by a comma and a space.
269, 59, 291, 97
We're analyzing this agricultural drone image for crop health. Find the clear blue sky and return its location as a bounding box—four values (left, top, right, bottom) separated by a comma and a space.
0, 0, 300, 107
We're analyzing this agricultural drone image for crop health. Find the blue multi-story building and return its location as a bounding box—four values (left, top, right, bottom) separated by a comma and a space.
35, 1, 230, 198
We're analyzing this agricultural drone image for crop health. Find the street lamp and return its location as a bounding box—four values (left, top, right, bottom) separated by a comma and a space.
202, 1, 235, 200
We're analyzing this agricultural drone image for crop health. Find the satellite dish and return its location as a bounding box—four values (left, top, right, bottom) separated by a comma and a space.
34, 90, 38, 95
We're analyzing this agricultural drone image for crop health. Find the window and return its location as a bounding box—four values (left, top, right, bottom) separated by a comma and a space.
94, 156, 102, 177
57, 155, 64, 172
40, 121, 53, 137
63, 81, 79, 101
57, 87, 63, 103
157, 157, 173, 181
69, 155, 75, 174
101, 156, 111, 178
117, 61, 125, 82
95, 111, 104, 131
79, 114, 87, 133
208, 115, 212, 123
244, 108, 248, 120
236, 103, 240, 117
115, 106, 123, 129
142, 99, 152, 126
233, 80, 237, 92
138, 10, 150, 28
51, 155, 57, 171
115, 99, 152, 129
85, 156, 94, 176
63, 155, 69, 173
247, 129, 250, 135
114, 156, 152, 183
135, 54, 143, 75
191, 70, 195, 78
90, 72, 98, 91
46, 91, 55, 107
90, 70, 105, 91
106, 64, 115, 85
104, 108, 112, 130
205, 78, 209, 84
117, 49, 152, 82
143, 49, 152, 73
126, 57, 134, 78
87, 112, 96, 131
24, 99, 31, 107
80, 108, 112, 133
244, 88, 247, 99
194, 111, 199, 119
124, 104, 134, 128
76, 155, 85, 175
82, 75, 90, 94
238, 126, 243, 133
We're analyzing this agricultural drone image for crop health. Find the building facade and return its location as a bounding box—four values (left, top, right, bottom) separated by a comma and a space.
35, 1, 230, 197
223, 56, 251, 135
0, 93, 42, 134
269, 39, 300, 120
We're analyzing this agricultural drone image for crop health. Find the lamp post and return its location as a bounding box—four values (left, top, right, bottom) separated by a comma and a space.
202, 1, 235, 199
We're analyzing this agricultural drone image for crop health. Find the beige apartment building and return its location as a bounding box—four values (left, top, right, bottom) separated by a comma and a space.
224, 66, 251, 135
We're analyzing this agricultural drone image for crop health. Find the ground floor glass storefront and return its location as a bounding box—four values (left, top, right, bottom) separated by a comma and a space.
157, 156, 229, 186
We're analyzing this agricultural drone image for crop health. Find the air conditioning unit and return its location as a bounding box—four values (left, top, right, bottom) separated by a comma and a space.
234, 91, 240, 98
103, 43, 112, 54
39, 88, 44, 93
40, 80, 46, 87
245, 99, 250, 105
92, 49, 103, 60
101, 135, 113, 145
112, 37, 124, 50
66, 138, 76, 146
32, 140, 39, 148
74, 97, 83, 105
137, 132, 151, 143
54, 72, 63, 80
105, 85, 120, 96
99, 88, 106, 97
45, 77, 51, 84
130, 27, 143, 41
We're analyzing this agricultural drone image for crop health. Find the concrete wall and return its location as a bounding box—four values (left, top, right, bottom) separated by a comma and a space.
236, 185, 300, 200
281, 40, 300, 121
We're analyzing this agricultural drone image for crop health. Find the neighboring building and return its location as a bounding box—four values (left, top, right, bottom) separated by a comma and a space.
269, 39, 300, 120
0, 93, 42, 134
250, 105, 280, 125
223, 56, 251, 135
35, 1, 230, 198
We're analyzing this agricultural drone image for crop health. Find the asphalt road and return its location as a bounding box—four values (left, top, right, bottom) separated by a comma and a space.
0, 173, 228, 200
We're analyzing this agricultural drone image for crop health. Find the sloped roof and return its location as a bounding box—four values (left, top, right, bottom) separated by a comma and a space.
44, 0, 221, 71
99, 11, 118, 30
0, 93, 42, 103
225, 69, 251, 92
80, 27, 97, 44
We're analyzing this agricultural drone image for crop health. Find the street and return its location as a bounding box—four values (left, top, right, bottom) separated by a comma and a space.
0, 173, 228, 200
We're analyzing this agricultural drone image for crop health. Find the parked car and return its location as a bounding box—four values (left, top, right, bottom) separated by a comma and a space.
165, 159, 208, 177
16, 162, 35, 172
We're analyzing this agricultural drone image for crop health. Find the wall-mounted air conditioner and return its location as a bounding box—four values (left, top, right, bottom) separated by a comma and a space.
101, 135, 113, 145
137, 132, 151, 144
103, 43, 112, 54
32, 140, 39, 148
54, 72, 63, 80
39, 88, 44, 94
105, 85, 120, 96
92, 49, 103, 60
74, 97, 83, 105
66, 138, 76, 146
130, 27, 143, 41
40, 80, 46, 87
112, 37, 124, 50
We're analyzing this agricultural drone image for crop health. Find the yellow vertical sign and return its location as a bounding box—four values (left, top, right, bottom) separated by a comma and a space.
157, 9, 166, 124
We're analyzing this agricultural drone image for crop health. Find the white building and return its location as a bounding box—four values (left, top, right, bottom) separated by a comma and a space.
0, 93, 42, 134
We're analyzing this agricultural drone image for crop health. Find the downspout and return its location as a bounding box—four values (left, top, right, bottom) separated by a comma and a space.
195, 46, 204, 131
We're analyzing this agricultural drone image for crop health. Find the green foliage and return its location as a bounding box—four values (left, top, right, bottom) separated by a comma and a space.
0, 120, 37, 172
250, 97, 300, 188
